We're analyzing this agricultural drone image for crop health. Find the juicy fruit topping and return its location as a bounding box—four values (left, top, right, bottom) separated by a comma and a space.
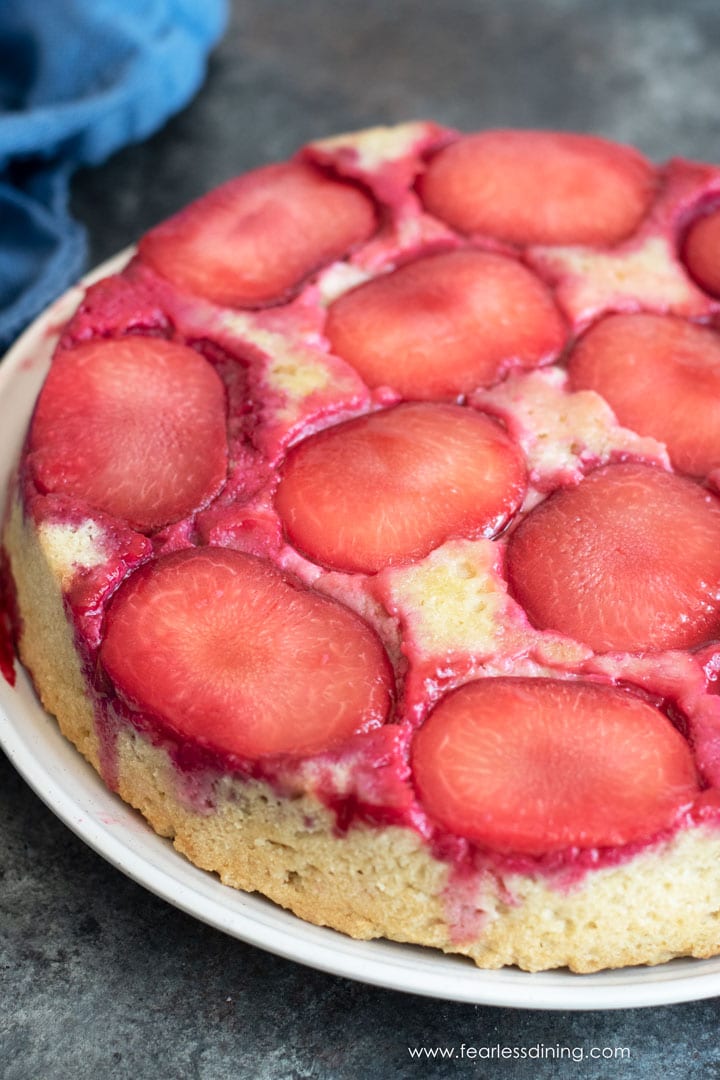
419, 130, 655, 246
683, 208, 720, 297
100, 548, 393, 758
139, 161, 377, 307
506, 462, 720, 653
22, 125, 720, 873
28, 338, 228, 533
568, 313, 720, 477
412, 677, 699, 854
274, 402, 527, 573
324, 248, 566, 399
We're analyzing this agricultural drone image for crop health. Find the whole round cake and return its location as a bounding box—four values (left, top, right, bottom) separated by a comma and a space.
5, 121, 720, 973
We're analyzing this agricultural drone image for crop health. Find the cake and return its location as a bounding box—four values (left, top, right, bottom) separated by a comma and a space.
4, 121, 720, 974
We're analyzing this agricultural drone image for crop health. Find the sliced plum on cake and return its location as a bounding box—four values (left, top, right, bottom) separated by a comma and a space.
99, 548, 394, 759
506, 462, 720, 653
412, 677, 699, 855
139, 161, 377, 307
27, 337, 228, 533
682, 207, 720, 297
417, 130, 656, 247
274, 402, 527, 574
324, 248, 566, 400
568, 313, 720, 477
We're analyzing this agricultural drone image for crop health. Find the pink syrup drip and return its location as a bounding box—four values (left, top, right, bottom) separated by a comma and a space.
94, 702, 121, 792
0, 552, 17, 686
0, 604, 15, 687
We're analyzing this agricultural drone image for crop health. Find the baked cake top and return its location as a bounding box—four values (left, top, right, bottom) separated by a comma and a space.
13, 122, 720, 875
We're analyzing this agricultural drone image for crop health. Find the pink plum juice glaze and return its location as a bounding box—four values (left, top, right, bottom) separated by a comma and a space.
8, 123, 720, 944
0, 550, 18, 686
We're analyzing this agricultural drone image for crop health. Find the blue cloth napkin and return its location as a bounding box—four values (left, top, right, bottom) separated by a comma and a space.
0, 0, 227, 351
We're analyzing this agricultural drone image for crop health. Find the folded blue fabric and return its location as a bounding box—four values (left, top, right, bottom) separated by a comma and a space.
0, 0, 227, 351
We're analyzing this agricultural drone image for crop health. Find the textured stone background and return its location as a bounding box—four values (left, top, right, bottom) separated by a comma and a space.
4, 1, 720, 1076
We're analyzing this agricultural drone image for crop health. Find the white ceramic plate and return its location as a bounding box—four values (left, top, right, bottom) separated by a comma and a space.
3, 254, 720, 1011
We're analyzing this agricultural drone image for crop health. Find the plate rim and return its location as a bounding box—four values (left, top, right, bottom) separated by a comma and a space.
2, 253, 720, 1011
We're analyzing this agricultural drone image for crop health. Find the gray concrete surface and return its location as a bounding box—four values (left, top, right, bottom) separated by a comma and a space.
4, 1, 720, 1075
